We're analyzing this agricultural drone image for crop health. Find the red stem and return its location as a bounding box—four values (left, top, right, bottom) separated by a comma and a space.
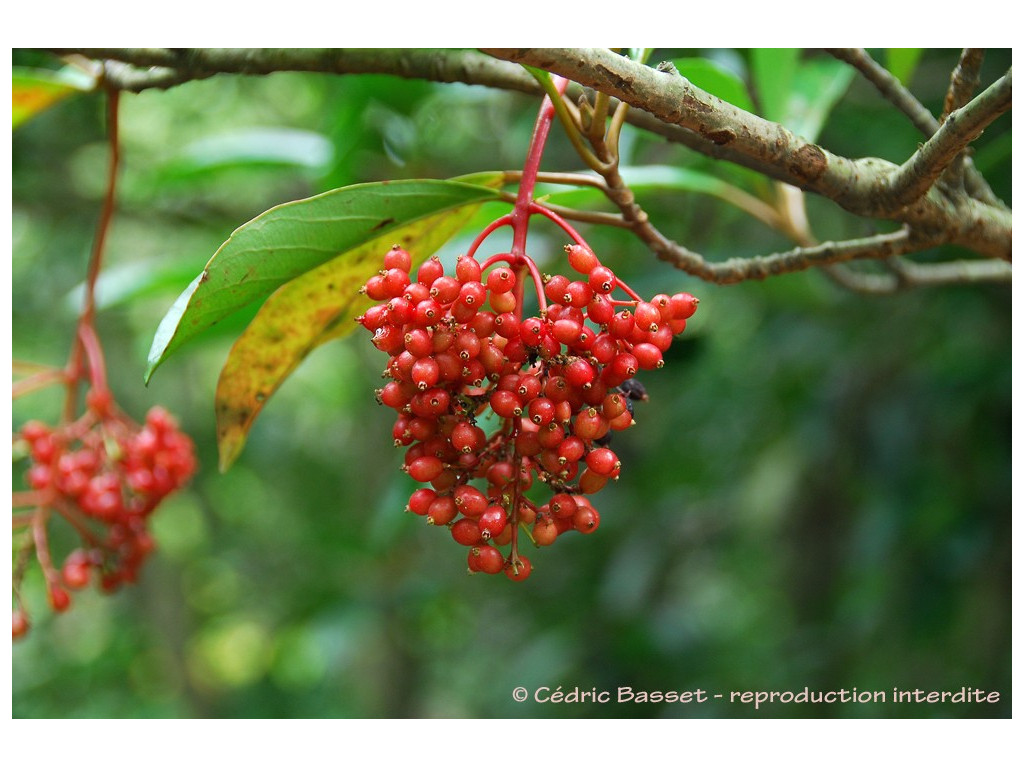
78, 323, 109, 394
64, 87, 120, 421
520, 255, 548, 315
480, 252, 516, 271
509, 76, 570, 259
528, 202, 589, 246
31, 509, 59, 584
465, 214, 514, 261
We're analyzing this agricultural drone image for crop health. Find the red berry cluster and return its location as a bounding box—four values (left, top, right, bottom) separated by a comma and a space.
358, 244, 696, 580
13, 397, 196, 637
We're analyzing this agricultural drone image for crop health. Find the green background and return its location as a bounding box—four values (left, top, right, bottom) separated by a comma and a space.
11, 49, 1011, 717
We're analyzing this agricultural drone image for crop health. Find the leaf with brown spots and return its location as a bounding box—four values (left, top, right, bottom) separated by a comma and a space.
146, 178, 501, 383
213, 179, 501, 471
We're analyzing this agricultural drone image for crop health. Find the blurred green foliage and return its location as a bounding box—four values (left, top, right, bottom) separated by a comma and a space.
12, 49, 1010, 718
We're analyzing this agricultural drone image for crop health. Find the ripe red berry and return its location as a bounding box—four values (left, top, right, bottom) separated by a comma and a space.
48, 584, 71, 613
360, 240, 695, 583
533, 517, 559, 546
456, 254, 482, 282
427, 495, 458, 526
585, 448, 620, 477
12, 610, 29, 639
407, 488, 437, 515
469, 545, 505, 574
588, 265, 616, 294
573, 506, 601, 534
383, 245, 412, 271
451, 518, 482, 546
486, 267, 516, 294
62, 550, 93, 590
632, 342, 664, 370
670, 292, 699, 319
478, 505, 508, 539
505, 556, 532, 581
566, 244, 599, 274
408, 456, 444, 483
417, 256, 444, 285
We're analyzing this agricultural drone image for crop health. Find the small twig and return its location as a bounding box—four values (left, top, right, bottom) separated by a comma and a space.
537, 203, 629, 229
940, 49, 986, 190
589, 90, 610, 144
944, 49, 986, 119
821, 256, 1012, 294
525, 67, 606, 171
886, 70, 1012, 208
13, 368, 68, 399
826, 48, 1001, 207
503, 170, 609, 191
606, 101, 631, 162
826, 48, 939, 135
819, 264, 901, 294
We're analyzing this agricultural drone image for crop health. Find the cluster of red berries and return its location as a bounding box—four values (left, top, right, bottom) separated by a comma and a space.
358, 243, 696, 580
13, 395, 196, 637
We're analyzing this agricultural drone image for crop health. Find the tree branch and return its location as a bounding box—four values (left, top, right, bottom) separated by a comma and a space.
825, 48, 1000, 206
49, 47, 779, 176
45, 47, 1012, 282
944, 49, 986, 118
825, 48, 940, 135
885, 70, 1011, 207
481, 48, 1011, 262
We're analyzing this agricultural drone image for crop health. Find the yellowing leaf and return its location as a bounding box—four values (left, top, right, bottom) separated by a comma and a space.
146, 178, 501, 383
213, 188, 500, 471
13, 67, 94, 129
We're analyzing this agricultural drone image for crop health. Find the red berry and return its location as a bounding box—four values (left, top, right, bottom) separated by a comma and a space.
670, 292, 699, 319
477, 545, 506, 574
451, 518, 482, 546
533, 517, 559, 546
586, 448, 620, 477
486, 267, 516, 294
383, 245, 412, 272
588, 265, 616, 294
549, 493, 578, 519
632, 342, 664, 370
566, 244, 599, 274
12, 610, 29, 640
62, 550, 93, 590
634, 301, 662, 331
478, 505, 508, 539
48, 584, 71, 613
505, 556, 532, 581
573, 506, 601, 534
490, 390, 523, 418
565, 358, 596, 389
456, 254, 482, 283
427, 495, 458, 526
407, 488, 437, 515
417, 256, 444, 285
408, 456, 444, 483
453, 485, 488, 517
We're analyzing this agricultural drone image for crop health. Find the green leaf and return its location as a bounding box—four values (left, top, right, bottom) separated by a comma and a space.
750, 49, 800, 123
213, 199, 490, 471
784, 59, 855, 142
673, 58, 755, 113
145, 178, 502, 383
13, 66, 95, 129
886, 48, 925, 87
